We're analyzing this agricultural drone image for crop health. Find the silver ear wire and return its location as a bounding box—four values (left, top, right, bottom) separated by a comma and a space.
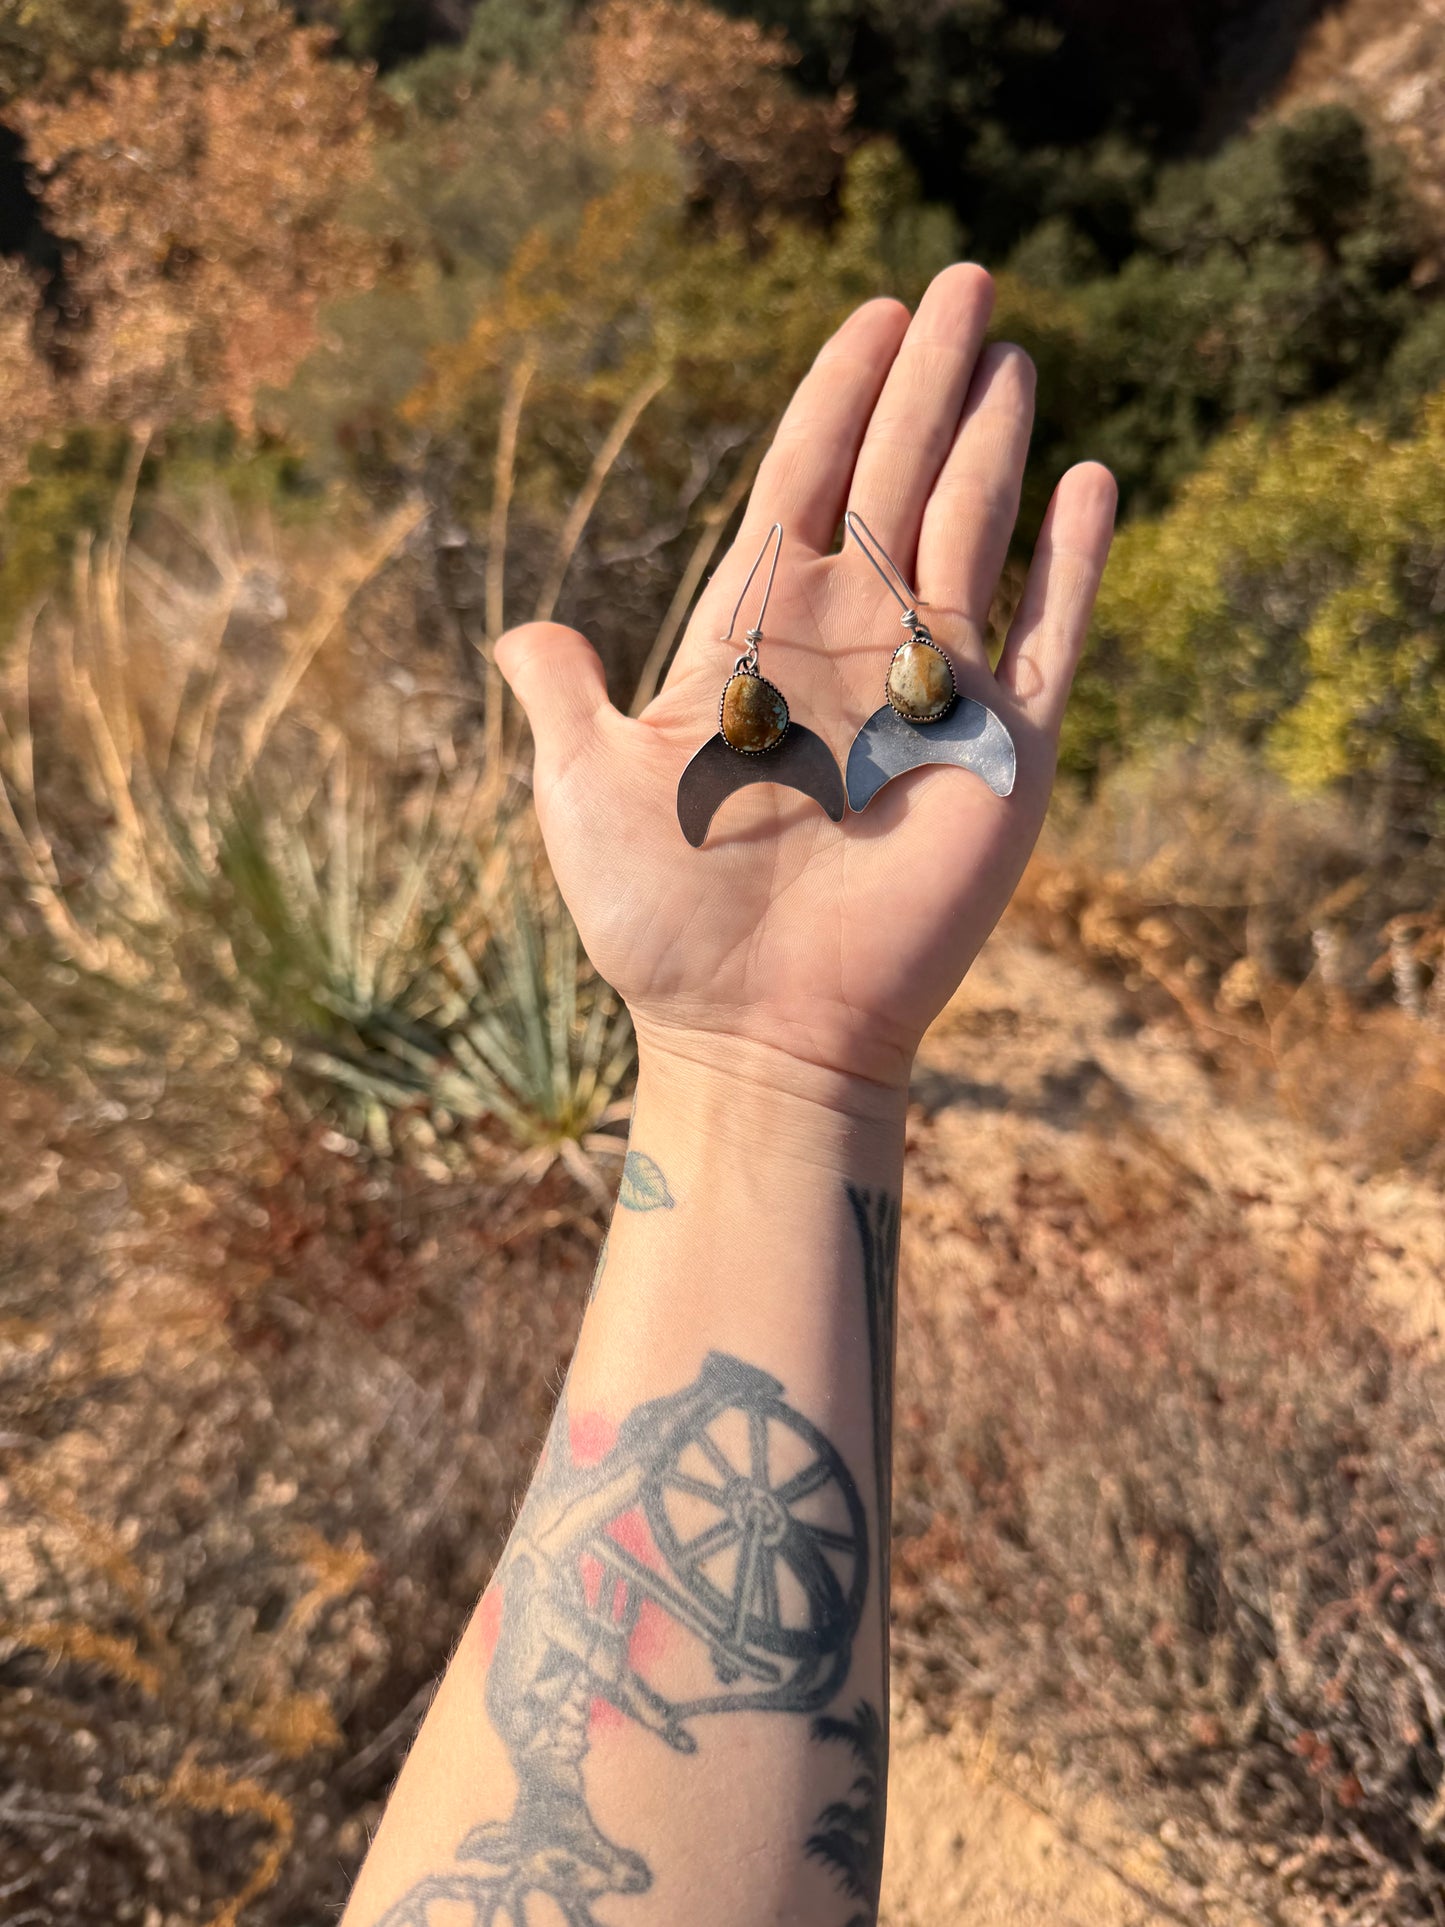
721, 521, 784, 672
844, 511, 928, 635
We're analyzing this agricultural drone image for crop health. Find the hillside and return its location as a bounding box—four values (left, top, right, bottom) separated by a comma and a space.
1281, 0, 1445, 266
883, 915, 1445, 1924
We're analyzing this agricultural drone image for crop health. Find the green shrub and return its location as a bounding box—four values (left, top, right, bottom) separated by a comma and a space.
0, 425, 142, 617
1074, 392, 1445, 820
0, 423, 320, 639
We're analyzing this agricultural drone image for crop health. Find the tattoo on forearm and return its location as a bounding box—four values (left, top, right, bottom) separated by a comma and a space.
807, 1700, 887, 1927
585, 1152, 669, 1310
824, 1185, 899, 1923
618, 1149, 674, 1211
846, 1186, 900, 1540
375, 1350, 868, 1926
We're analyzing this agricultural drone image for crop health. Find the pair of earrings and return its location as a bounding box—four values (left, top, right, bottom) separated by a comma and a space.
676, 517, 1017, 848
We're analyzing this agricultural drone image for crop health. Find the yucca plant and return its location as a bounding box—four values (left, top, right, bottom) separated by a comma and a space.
296, 825, 636, 1183
215, 760, 634, 1174
217, 756, 474, 1036
0, 480, 636, 1176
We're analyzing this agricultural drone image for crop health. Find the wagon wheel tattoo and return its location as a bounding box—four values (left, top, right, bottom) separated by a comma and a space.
643, 1378, 868, 1716
370, 1346, 876, 1927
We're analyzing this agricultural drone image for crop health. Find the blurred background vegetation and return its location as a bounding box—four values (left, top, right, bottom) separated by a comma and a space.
2, 3, 1445, 1923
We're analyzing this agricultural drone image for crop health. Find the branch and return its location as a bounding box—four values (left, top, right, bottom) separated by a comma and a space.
599, 424, 752, 568
482, 352, 537, 792
532, 369, 668, 626
486, 352, 537, 646
629, 437, 766, 717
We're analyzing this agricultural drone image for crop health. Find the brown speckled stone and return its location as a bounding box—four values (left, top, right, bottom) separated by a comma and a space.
720, 671, 789, 753
887, 638, 955, 721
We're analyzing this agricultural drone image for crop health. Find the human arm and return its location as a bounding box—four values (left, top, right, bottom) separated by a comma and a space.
342, 263, 1118, 1927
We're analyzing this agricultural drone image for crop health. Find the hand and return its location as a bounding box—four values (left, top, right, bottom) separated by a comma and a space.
497, 265, 1117, 1101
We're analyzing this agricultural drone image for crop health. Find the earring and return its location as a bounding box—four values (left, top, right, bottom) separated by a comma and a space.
676, 522, 845, 848
842, 511, 1016, 812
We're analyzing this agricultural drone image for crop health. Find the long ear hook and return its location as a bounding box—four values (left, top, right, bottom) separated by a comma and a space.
844, 511, 927, 631
721, 521, 784, 664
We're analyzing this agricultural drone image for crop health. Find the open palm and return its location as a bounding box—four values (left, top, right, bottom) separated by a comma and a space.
497, 266, 1118, 1094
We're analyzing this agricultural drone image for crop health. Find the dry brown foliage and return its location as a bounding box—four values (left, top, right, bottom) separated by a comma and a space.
1019, 754, 1445, 1173
4, 9, 375, 466
0, 259, 55, 494
0, 1071, 596, 1923
584, 0, 851, 224
894, 1154, 1445, 1926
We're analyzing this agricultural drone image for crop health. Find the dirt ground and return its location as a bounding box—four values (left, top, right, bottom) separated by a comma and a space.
883, 1704, 1188, 1927
879, 918, 1445, 1926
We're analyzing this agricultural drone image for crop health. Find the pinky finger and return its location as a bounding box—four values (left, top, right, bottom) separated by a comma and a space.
996, 462, 1118, 739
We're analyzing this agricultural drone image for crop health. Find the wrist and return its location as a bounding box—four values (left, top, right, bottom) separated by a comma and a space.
629, 1021, 908, 1181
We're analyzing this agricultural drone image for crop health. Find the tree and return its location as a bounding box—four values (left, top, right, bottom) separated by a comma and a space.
0, 258, 58, 495
373, 137, 949, 693
0, 0, 126, 102
1283, 0, 1445, 273
7, 7, 376, 437
1000, 106, 1437, 511
584, 0, 850, 228
0, 0, 306, 99
382, 0, 850, 230
278, 0, 855, 492
277, 3, 953, 697
712, 0, 1226, 262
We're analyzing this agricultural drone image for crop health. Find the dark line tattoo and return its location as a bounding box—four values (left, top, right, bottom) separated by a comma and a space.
817, 1185, 899, 1927
618, 1149, 675, 1211
806, 1700, 887, 1927
375, 1351, 868, 1927
845, 1186, 900, 1550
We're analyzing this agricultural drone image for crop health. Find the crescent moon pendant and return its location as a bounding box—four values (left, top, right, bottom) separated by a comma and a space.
676, 725, 847, 848
845, 698, 1017, 812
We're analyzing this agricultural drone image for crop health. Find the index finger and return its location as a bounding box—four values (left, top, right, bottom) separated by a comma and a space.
743, 297, 910, 555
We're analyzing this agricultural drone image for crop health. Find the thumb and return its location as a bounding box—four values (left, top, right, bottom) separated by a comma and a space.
494, 621, 611, 771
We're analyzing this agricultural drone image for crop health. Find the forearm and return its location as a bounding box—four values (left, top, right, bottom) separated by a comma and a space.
338, 253, 1117, 1927
344, 1033, 905, 1927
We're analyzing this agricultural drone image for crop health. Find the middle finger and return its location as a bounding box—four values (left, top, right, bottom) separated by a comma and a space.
844, 264, 995, 578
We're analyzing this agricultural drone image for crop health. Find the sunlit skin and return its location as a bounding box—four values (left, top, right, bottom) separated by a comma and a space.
345, 263, 1116, 1927
500, 265, 1117, 1108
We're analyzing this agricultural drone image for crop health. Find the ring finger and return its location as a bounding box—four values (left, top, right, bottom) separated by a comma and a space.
916, 341, 1037, 659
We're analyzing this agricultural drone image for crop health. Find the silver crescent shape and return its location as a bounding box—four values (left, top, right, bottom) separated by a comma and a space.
845, 698, 1017, 812
676, 725, 846, 848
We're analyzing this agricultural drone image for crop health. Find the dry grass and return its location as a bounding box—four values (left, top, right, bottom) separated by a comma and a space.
0, 483, 635, 1179
894, 1127, 1445, 1925
0, 1073, 596, 1925
11, 898, 1445, 1925
0, 477, 642, 1923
